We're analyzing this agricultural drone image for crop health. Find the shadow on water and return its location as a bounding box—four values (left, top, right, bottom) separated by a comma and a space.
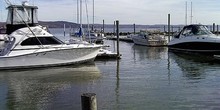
169, 51, 220, 80
0, 63, 101, 110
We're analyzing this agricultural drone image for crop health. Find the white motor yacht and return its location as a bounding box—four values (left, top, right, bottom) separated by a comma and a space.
0, 3, 101, 70
132, 30, 168, 46
168, 24, 220, 55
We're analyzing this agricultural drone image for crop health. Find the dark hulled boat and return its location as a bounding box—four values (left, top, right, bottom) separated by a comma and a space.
168, 24, 220, 55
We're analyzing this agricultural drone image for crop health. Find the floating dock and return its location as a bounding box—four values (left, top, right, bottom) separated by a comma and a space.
96, 49, 121, 59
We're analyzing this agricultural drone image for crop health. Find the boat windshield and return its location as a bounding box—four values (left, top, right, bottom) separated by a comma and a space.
196, 26, 212, 35
182, 25, 212, 36
21, 36, 63, 46
139, 31, 148, 36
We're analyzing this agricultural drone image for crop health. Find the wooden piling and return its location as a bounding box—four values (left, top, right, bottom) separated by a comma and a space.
133, 23, 136, 34
63, 24, 66, 37
168, 14, 171, 42
81, 93, 97, 110
213, 23, 215, 33
102, 20, 105, 34
116, 20, 120, 59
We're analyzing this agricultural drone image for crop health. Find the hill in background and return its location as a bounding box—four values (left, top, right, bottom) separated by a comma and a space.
0, 21, 186, 31
0, 21, 78, 28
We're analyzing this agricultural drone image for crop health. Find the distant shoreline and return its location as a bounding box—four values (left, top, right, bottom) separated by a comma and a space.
0, 21, 186, 29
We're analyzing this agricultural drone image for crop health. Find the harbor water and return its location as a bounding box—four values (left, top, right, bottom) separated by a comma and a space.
1, 29, 220, 110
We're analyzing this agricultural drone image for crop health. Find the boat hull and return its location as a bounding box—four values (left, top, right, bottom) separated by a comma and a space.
0, 46, 100, 70
168, 42, 220, 55
132, 37, 167, 46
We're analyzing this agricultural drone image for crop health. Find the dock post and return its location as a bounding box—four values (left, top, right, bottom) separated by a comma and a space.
116, 20, 120, 59
81, 93, 97, 110
133, 23, 136, 34
213, 23, 216, 33
168, 14, 171, 42
102, 19, 105, 34
63, 24, 66, 37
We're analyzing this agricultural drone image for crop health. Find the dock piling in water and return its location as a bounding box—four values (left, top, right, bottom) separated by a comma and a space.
133, 23, 136, 34
102, 19, 105, 34
116, 20, 121, 59
213, 23, 216, 33
63, 24, 66, 37
168, 14, 171, 42
81, 93, 97, 110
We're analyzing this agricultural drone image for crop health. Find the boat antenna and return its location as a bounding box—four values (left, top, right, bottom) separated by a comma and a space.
185, 1, 187, 25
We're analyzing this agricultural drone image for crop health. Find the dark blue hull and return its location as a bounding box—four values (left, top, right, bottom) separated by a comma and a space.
168, 42, 220, 55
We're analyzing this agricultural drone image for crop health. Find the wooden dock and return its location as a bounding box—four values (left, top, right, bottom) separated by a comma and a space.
105, 35, 133, 42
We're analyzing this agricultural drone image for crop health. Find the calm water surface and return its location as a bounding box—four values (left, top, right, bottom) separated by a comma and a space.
1, 31, 220, 109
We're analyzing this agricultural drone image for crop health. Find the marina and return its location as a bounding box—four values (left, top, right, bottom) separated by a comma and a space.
1, 38, 220, 109
1, 0, 220, 110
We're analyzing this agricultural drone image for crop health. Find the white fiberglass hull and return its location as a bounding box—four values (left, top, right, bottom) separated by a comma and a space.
0, 46, 100, 70
132, 36, 167, 46
132, 36, 149, 46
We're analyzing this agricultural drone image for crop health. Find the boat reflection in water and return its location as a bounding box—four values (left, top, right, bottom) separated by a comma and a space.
169, 52, 220, 79
132, 45, 168, 60
0, 64, 100, 110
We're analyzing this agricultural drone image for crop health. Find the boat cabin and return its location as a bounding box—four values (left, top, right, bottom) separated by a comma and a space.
175, 25, 212, 38
6, 3, 38, 34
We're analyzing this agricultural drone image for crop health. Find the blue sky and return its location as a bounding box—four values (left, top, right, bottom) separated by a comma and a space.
0, 0, 220, 25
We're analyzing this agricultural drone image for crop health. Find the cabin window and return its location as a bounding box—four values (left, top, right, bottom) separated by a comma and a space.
196, 26, 212, 35
182, 27, 193, 36
21, 37, 62, 46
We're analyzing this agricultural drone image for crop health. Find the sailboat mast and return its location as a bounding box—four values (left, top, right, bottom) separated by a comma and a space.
190, 2, 193, 24
77, 0, 79, 24
92, 0, 94, 30
0, 9, 2, 22
80, 0, 83, 40
185, 1, 187, 25
80, 0, 82, 29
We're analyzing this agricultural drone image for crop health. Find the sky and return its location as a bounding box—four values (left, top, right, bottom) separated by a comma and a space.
0, 0, 220, 25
